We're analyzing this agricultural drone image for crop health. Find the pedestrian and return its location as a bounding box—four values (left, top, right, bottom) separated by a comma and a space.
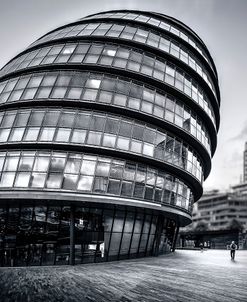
199, 242, 203, 252
229, 241, 237, 260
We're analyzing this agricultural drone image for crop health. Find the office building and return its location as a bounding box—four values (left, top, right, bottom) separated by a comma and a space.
0, 10, 220, 265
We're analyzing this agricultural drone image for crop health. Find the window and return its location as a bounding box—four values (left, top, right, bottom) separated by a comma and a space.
55, 128, 71, 142
23, 127, 40, 141
9, 128, 25, 141
95, 162, 110, 177
46, 173, 62, 188
87, 131, 101, 145
107, 179, 120, 195
117, 137, 129, 150
81, 160, 96, 175
102, 134, 116, 148
14, 172, 30, 187
0, 172, 15, 187
71, 129, 87, 144
39, 127, 55, 141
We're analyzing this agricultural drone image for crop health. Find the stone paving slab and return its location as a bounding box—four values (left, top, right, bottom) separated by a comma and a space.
0, 250, 246, 302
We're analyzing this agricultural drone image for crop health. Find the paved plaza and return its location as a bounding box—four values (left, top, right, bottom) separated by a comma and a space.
0, 249, 246, 302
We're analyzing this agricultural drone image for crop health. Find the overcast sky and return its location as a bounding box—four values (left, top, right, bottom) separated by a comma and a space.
0, 0, 247, 191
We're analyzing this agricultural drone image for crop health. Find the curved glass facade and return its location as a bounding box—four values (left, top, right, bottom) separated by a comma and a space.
0, 42, 217, 128
0, 108, 203, 181
0, 150, 192, 211
0, 204, 177, 266
0, 71, 212, 153
81, 12, 214, 68
0, 10, 220, 266
29, 22, 216, 95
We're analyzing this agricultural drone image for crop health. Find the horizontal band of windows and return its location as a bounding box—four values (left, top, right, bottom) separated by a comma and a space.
69, 11, 216, 72
0, 150, 194, 211
28, 21, 217, 97
0, 71, 213, 154
0, 108, 204, 182
0, 41, 218, 127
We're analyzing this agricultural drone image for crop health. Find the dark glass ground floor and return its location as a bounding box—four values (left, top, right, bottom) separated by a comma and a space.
0, 201, 179, 266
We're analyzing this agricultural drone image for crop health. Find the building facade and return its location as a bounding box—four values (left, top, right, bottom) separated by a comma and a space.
180, 186, 247, 249
0, 10, 220, 266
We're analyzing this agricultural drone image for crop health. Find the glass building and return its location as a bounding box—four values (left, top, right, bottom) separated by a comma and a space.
0, 10, 220, 266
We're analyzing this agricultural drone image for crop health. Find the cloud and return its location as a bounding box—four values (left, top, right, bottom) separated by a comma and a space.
228, 122, 247, 141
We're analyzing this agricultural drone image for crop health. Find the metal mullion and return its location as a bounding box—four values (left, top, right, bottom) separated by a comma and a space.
90, 157, 98, 195
60, 152, 69, 190
50, 45, 65, 63
127, 207, 137, 258
137, 209, 146, 257
42, 152, 52, 189
65, 109, 77, 145
117, 207, 127, 260
22, 109, 34, 141
69, 205, 75, 265
8, 109, 18, 138
106, 205, 116, 262
12, 204, 22, 267
151, 214, 160, 256
52, 109, 63, 142
145, 211, 153, 256
0, 152, 8, 181
83, 111, 92, 146
23, 151, 36, 188
1, 112, 12, 143
93, 207, 104, 263
104, 157, 111, 195
53, 206, 63, 265
172, 221, 180, 252
30, 108, 46, 142
90, 23, 101, 35
40, 204, 49, 266
4, 205, 10, 258
11, 151, 22, 188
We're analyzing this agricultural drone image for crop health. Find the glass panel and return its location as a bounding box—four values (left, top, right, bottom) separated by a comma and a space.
14, 172, 30, 187
0, 172, 15, 187
0, 129, 10, 142
46, 173, 63, 188
43, 111, 60, 126
9, 128, 25, 141
80, 160, 96, 175
107, 179, 120, 195
23, 127, 40, 141
95, 162, 110, 177
39, 127, 55, 141
77, 175, 93, 191
30, 173, 46, 187
28, 111, 45, 126
15, 112, 30, 126
19, 157, 34, 171
4, 157, 19, 171
121, 181, 133, 197
55, 128, 71, 142
117, 137, 129, 150
62, 174, 78, 190
50, 157, 66, 172
93, 177, 108, 193
33, 157, 50, 171
102, 134, 116, 148
87, 131, 101, 145
64, 157, 81, 174
71, 129, 87, 144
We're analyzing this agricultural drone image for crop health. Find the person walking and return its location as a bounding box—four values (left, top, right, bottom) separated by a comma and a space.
230, 241, 237, 260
